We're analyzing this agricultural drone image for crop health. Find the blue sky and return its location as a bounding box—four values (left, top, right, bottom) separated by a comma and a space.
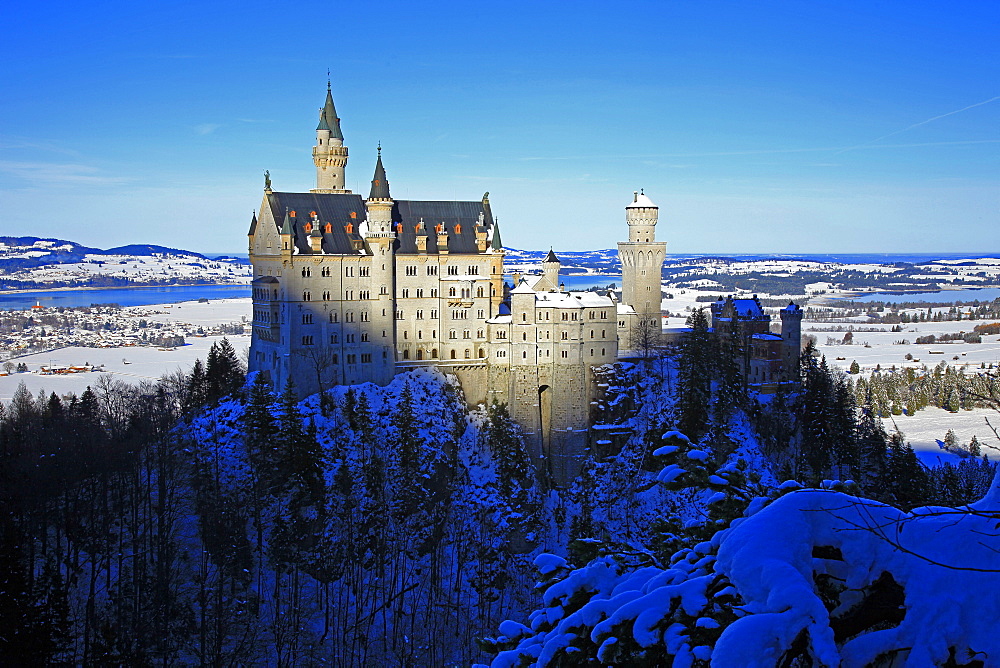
1, 1, 997, 254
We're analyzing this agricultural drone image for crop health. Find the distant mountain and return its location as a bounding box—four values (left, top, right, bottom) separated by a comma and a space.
105, 244, 205, 258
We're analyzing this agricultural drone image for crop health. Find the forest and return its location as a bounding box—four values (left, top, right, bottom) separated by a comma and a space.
2, 321, 999, 665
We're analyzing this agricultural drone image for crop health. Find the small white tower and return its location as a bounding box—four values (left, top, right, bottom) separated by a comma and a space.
311, 81, 350, 193
364, 147, 396, 383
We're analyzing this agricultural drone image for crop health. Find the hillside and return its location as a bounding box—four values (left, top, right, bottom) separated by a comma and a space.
0, 236, 251, 290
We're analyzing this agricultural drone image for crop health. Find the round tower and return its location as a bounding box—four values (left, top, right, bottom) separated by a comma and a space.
618, 190, 667, 348
364, 147, 396, 383
542, 248, 561, 291
779, 302, 803, 385
311, 81, 351, 193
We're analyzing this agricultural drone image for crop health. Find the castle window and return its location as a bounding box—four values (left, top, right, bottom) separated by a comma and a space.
402, 288, 410, 298
602, 348, 606, 355
427, 266, 438, 276
449, 330, 456, 339
396, 310, 403, 320
346, 334, 355, 343
346, 312, 354, 322
496, 350, 506, 358
477, 329, 484, 338
522, 351, 527, 359
522, 332, 527, 341
360, 290, 370, 299
497, 330, 506, 339
467, 266, 478, 275
418, 330, 423, 339
432, 348, 438, 358
448, 266, 459, 276
451, 350, 457, 359
301, 335, 314, 345
590, 349, 594, 356
416, 288, 424, 298
463, 330, 470, 339
601, 311, 607, 319
402, 350, 409, 360
322, 291, 330, 301
561, 331, 568, 340
330, 334, 338, 344
406, 266, 417, 276
330, 312, 338, 323
561, 350, 568, 358
431, 288, 438, 298
572, 313, 578, 321
347, 354, 356, 364
522, 314, 527, 322
465, 349, 471, 359
602, 329, 606, 337
416, 349, 423, 360
403, 331, 408, 340
332, 354, 338, 364
461, 288, 470, 299
302, 314, 313, 324
449, 287, 457, 297
416, 310, 424, 319
346, 267, 354, 277
303, 291, 311, 301
345, 291, 353, 300
380, 286, 388, 295
361, 333, 369, 342
360, 267, 369, 277
478, 348, 484, 358
590, 330, 594, 338
432, 329, 437, 338
430, 309, 438, 319
477, 287, 484, 298
561, 313, 568, 321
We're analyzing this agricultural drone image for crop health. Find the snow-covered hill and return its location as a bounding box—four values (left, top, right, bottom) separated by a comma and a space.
0, 236, 251, 289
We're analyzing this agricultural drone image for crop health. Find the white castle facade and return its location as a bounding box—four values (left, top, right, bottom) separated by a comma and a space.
247, 84, 667, 483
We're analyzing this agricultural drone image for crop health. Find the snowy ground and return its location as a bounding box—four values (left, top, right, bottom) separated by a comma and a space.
813, 320, 1000, 375
882, 406, 1000, 467
0, 297, 252, 402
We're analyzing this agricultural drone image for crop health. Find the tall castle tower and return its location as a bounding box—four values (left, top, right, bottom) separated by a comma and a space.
311, 82, 350, 194
618, 190, 666, 347
363, 148, 396, 385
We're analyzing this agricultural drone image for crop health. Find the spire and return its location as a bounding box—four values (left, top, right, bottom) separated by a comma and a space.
280, 208, 293, 235
248, 210, 258, 236
317, 81, 344, 139
368, 145, 390, 200
490, 218, 503, 251
545, 247, 560, 263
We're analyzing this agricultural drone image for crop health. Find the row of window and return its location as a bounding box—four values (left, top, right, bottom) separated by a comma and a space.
495, 348, 607, 359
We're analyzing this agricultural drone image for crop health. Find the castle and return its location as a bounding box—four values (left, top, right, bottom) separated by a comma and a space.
246, 83, 796, 482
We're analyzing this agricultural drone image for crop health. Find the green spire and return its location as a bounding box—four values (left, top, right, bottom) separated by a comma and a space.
369, 145, 390, 200
317, 81, 344, 139
248, 210, 258, 236
281, 208, 293, 235
490, 218, 503, 251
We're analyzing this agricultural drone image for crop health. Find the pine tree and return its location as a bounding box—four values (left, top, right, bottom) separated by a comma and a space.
676, 308, 713, 440
485, 401, 531, 496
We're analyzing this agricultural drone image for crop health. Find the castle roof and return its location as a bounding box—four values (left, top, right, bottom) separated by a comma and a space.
730, 298, 764, 317
544, 248, 560, 263
264, 192, 495, 255
369, 149, 390, 200
318, 84, 344, 139
626, 191, 657, 209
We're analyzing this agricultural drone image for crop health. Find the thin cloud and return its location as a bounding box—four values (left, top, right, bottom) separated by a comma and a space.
0, 161, 131, 186
194, 123, 222, 135
837, 95, 1000, 154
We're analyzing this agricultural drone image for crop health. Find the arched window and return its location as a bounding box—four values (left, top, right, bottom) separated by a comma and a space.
416, 349, 423, 360
449, 287, 457, 297
403, 350, 409, 360
432, 348, 438, 359
465, 349, 471, 359
477, 286, 484, 298
478, 348, 484, 358
450, 350, 457, 359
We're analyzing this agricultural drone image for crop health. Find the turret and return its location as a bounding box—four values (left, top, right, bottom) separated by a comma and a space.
780, 302, 803, 384
542, 248, 561, 291
280, 208, 294, 255
365, 146, 394, 236
625, 189, 658, 243
311, 81, 350, 194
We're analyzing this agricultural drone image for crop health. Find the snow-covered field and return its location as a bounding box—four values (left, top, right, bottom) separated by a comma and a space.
0, 298, 252, 402
886, 406, 1000, 467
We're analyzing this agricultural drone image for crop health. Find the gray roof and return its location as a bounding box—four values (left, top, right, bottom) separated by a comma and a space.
264, 192, 494, 255
544, 248, 560, 263
369, 151, 390, 199
317, 84, 344, 140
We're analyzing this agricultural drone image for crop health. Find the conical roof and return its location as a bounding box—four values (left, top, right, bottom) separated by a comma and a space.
544, 248, 560, 263
368, 148, 390, 200
280, 208, 293, 235
317, 83, 344, 140
247, 211, 258, 236
490, 219, 503, 251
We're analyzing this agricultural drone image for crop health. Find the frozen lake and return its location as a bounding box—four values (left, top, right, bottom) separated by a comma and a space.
0, 284, 251, 310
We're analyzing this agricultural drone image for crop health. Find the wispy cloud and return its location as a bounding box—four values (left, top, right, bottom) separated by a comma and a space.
516, 139, 1000, 162
194, 123, 222, 135
837, 95, 1000, 154
0, 161, 131, 187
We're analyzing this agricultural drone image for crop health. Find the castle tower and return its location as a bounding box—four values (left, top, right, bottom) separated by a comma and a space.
618, 190, 667, 349
311, 82, 350, 194
364, 147, 396, 383
542, 248, 561, 291
779, 302, 803, 385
